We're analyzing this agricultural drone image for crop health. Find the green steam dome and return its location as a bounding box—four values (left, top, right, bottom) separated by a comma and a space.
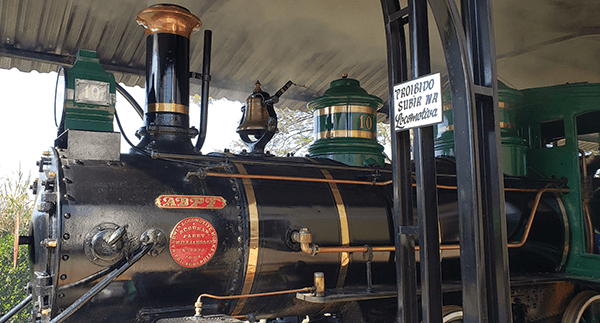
307, 74, 386, 167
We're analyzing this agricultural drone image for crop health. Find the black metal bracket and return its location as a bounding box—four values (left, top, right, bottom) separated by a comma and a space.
425, 0, 511, 321
363, 245, 374, 293
398, 226, 419, 236
239, 102, 278, 155
380, 1, 419, 323
382, 0, 511, 322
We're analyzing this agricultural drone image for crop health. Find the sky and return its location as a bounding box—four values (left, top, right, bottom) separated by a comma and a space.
0, 68, 242, 181
0, 68, 392, 183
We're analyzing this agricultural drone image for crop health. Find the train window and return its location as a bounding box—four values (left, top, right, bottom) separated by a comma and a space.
576, 111, 600, 178
577, 111, 600, 136
540, 119, 565, 148
577, 112, 600, 255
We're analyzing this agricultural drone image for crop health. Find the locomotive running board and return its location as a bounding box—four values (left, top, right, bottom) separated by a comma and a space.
297, 289, 397, 303
157, 314, 244, 323
296, 283, 463, 304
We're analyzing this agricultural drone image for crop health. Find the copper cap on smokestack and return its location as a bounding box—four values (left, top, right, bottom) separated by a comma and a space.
136, 4, 202, 38
134, 4, 202, 154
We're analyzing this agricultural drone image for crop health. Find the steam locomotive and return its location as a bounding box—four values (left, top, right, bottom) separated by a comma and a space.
11, 3, 600, 323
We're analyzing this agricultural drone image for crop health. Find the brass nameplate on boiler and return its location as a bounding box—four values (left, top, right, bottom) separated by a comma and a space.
155, 195, 227, 209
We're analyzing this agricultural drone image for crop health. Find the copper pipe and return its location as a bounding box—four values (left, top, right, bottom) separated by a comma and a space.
207, 172, 393, 186
158, 152, 560, 193
508, 186, 570, 248
194, 287, 315, 316
504, 187, 545, 192
418, 245, 461, 251
207, 172, 563, 193
316, 244, 463, 253
316, 246, 396, 253
434, 185, 545, 193
294, 186, 570, 255
304, 243, 465, 254
432, 187, 570, 250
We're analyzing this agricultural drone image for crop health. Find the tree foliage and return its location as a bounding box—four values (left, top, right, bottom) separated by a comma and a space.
229, 107, 392, 158
191, 95, 391, 158
0, 170, 33, 322
0, 234, 31, 322
230, 107, 314, 156
0, 170, 32, 235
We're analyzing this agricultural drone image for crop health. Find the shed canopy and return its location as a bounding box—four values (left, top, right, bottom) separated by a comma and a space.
1, 0, 599, 117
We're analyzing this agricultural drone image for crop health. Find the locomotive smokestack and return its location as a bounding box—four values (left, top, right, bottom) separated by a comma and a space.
135, 4, 202, 154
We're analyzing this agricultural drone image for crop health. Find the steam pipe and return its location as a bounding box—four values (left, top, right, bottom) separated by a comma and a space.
49, 244, 152, 323
292, 186, 571, 256
195, 30, 212, 151
0, 295, 32, 323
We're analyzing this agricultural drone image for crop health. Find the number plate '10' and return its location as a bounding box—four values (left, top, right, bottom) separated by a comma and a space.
74, 79, 111, 106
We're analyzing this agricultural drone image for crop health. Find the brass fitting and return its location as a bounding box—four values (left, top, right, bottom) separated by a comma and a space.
40, 239, 57, 248
194, 301, 202, 316
314, 272, 325, 297
292, 228, 317, 255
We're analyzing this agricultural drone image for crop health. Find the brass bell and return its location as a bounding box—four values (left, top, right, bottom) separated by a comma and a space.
236, 81, 270, 137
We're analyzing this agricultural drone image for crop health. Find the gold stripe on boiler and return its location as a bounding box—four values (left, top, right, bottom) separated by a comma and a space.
320, 169, 351, 288
231, 163, 260, 315
147, 103, 189, 114
314, 105, 375, 117
316, 130, 376, 140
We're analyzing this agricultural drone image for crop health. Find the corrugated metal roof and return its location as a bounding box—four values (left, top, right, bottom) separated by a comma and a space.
1, 0, 600, 117
0, 0, 388, 114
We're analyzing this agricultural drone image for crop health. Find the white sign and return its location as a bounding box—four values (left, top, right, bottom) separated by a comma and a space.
393, 72, 442, 131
